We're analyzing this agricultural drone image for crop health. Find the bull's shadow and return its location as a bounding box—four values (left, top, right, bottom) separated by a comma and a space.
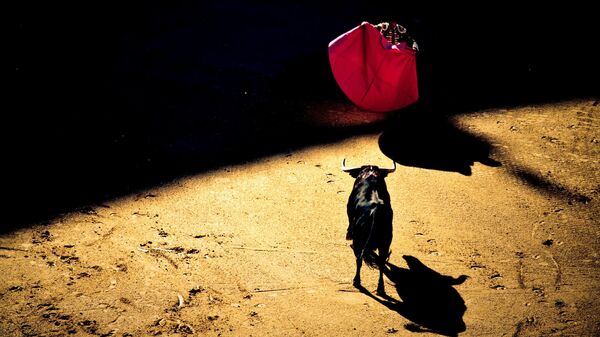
358, 255, 468, 337
378, 104, 501, 176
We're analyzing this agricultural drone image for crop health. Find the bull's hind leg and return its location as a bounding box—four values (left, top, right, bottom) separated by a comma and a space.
376, 244, 391, 296
376, 269, 386, 296
352, 241, 364, 288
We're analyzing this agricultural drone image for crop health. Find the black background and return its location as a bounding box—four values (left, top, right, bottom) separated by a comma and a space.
11, 1, 599, 227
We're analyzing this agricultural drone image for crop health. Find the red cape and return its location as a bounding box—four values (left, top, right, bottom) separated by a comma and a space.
328, 22, 418, 112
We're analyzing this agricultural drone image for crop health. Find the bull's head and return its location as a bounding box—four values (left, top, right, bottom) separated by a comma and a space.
341, 158, 396, 178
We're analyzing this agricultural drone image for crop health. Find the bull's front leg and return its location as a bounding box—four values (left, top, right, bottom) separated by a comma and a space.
346, 225, 353, 240
353, 257, 362, 288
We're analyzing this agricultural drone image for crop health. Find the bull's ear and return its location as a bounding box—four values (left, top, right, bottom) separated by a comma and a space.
347, 169, 362, 178
341, 159, 362, 178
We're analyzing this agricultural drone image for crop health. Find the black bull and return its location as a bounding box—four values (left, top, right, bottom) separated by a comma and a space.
342, 159, 395, 295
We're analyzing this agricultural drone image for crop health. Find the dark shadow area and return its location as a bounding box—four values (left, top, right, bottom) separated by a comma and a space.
9, 1, 385, 230
379, 103, 502, 175
358, 255, 468, 337
10, 2, 598, 229
506, 165, 594, 205
412, 6, 600, 112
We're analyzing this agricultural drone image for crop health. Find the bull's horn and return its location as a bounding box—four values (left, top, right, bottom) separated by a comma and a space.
341, 158, 360, 172
383, 161, 396, 173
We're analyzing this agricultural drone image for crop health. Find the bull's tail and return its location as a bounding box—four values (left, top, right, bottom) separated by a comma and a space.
359, 207, 381, 269
358, 206, 393, 269
363, 249, 392, 269
362, 250, 379, 268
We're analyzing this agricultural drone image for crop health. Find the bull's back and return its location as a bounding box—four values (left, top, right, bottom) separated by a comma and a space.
348, 181, 393, 245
